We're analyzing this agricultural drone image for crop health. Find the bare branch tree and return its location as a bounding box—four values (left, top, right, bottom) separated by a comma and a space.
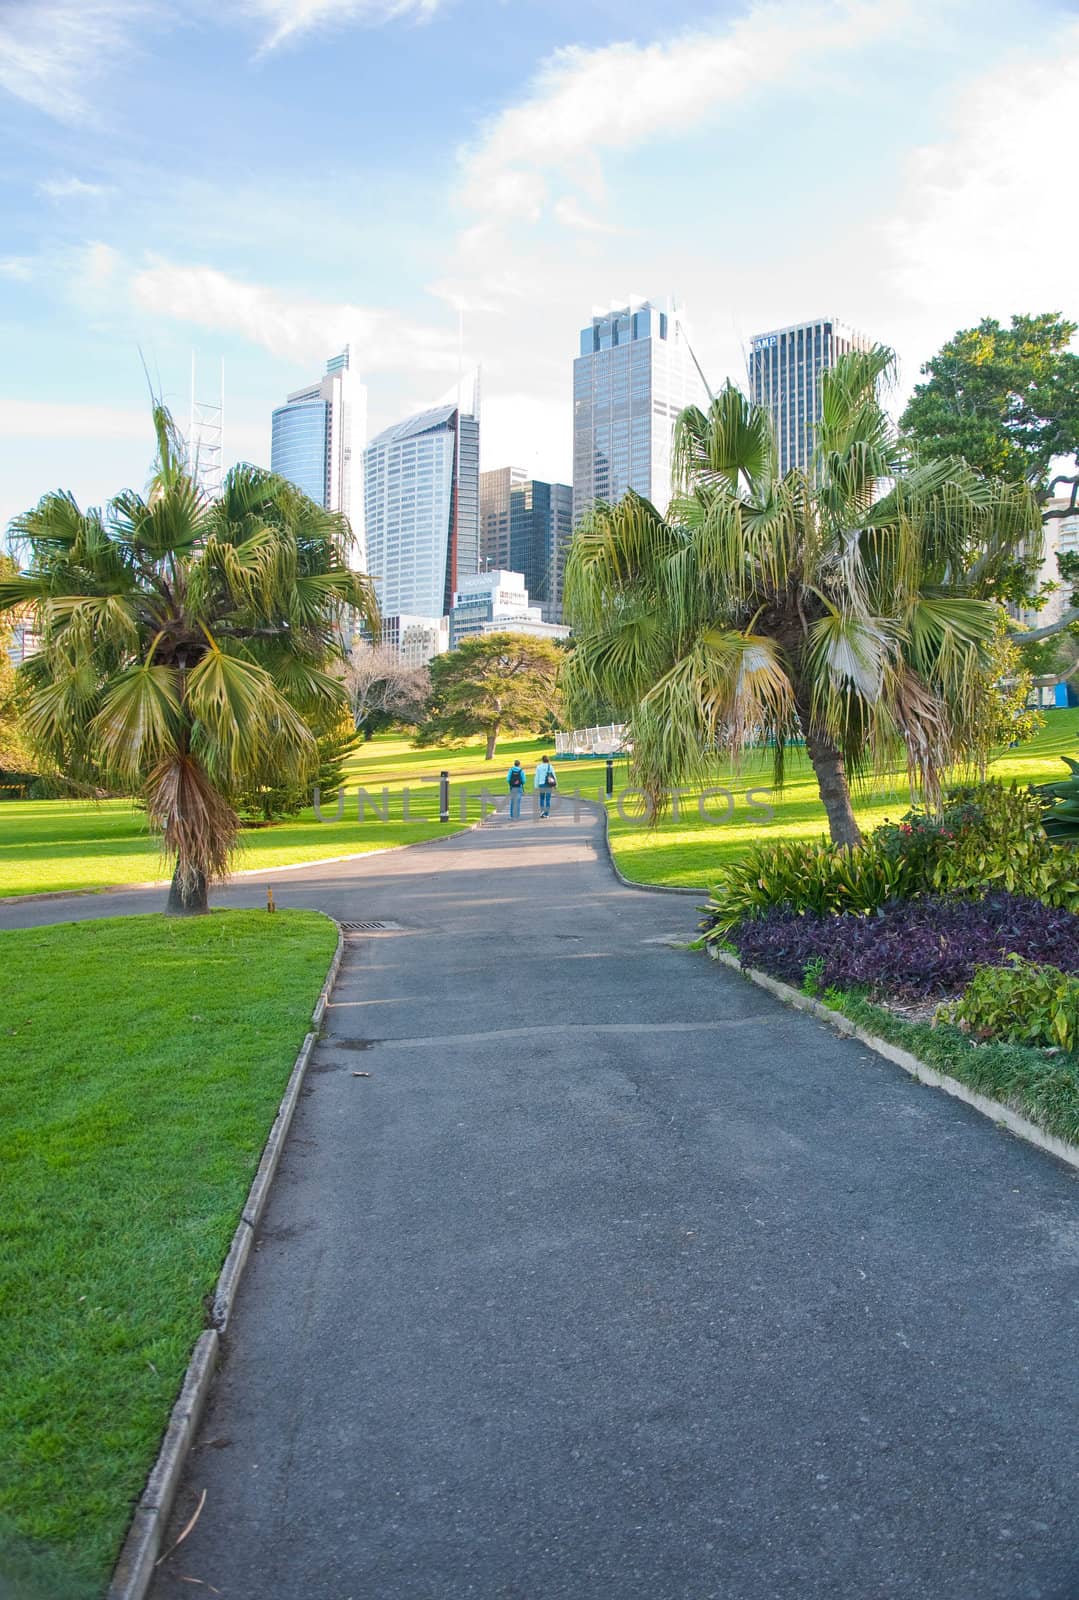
344, 644, 430, 736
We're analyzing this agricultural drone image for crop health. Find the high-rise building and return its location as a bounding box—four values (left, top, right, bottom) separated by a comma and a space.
363, 397, 480, 621
572, 298, 701, 525
271, 346, 367, 561
479, 466, 528, 572
480, 469, 573, 621
748, 317, 872, 476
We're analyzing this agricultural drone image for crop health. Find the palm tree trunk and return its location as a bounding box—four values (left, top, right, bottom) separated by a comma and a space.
166, 864, 209, 915
804, 730, 863, 847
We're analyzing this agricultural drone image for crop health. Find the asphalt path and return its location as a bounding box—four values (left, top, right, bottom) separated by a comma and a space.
5, 801, 1078, 1598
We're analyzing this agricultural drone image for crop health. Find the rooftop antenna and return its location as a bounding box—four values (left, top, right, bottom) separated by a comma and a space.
188, 351, 224, 499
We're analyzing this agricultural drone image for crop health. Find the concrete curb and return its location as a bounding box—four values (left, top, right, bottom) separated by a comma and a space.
710, 948, 1079, 1174
106, 916, 347, 1600
586, 799, 703, 898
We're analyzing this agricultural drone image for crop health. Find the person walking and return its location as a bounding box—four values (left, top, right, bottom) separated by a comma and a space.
506, 758, 527, 819
534, 754, 557, 818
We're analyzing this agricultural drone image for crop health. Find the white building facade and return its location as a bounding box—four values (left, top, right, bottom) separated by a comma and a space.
363, 401, 480, 623
449, 570, 570, 649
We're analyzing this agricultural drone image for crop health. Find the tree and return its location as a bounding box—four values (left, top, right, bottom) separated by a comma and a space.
344, 642, 430, 739
0, 405, 377, 913
0, 554, 31, 772
564, 347, 1039, 846
415, 633, 562, 760
235, 701, 361, 821
900, 313, 1079, 494
970, 612, 1043, 779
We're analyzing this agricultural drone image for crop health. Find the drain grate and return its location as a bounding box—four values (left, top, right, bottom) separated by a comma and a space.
340, 919, 404, 933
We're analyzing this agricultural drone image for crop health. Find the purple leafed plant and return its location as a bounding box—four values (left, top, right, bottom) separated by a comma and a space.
729, 892, 1079, 999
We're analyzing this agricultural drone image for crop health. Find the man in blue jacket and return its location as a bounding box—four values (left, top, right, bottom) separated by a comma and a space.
506, 759, 527, 818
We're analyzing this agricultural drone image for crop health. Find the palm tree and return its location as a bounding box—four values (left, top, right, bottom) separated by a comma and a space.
563, 347, 1039, 846
0, 405, 377, 912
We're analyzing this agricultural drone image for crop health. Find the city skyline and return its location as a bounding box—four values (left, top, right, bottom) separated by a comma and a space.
1, 1, 1077, 538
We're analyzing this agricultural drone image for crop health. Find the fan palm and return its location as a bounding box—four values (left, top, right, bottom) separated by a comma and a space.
0, 405, 377, 912
563, 347, 1039, 846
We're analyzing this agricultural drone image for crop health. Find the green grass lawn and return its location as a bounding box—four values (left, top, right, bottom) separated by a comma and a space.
3, 711, 1079, 897
602, 708, 1079, 888
0, 910, 337, 1597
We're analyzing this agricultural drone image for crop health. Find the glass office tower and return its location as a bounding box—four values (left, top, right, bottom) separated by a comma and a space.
747, 317, 871, 476
480, 469, 573, 620
271, 346, 367, 562
572, 299, 701, 525
363, 401, 480, 621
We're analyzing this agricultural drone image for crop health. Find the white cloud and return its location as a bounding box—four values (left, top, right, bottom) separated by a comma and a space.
458, 0, 914, 223
551, 197, 629, 236
0, 1, 147, 121
0, 0, 446, 121
884, 17, 1079, 348
0, 258, 34, 281
244, 0, 445, 49
38, 176, 112, 200
130, 258, 461, 373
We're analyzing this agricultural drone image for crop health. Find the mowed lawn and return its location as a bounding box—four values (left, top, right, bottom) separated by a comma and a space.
604, 706, 1079, 888
0, 911, 337, 1596
3, 710, 1079, 897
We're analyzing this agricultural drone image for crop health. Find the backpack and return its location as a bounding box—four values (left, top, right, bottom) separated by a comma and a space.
510, 768, 523, 787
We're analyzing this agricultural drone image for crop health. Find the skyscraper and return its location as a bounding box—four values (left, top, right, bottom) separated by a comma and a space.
271, 346, 367, 561
480, 469, 573, 620
572, 298, 701, 525
747, 317, 872, 476
479, 466, 528, 572
363, 396, 479, 621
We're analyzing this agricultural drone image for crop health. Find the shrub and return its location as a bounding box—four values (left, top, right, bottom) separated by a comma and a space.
726, 892, 1079, 1000
1031, 754, 1079, 842
701, 838, 915, 935
930, 781, 1079, 912
948, 957, 1079, 1053
702, 779, 1079, 936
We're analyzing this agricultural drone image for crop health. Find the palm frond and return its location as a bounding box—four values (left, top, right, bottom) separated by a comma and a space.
90, 664, 183, 782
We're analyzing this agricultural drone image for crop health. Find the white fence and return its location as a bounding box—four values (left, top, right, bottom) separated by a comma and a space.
554, 724, 630, 759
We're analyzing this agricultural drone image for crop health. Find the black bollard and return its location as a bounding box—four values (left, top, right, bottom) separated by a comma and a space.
605, 757, 614, 798
439, 770, 450, 823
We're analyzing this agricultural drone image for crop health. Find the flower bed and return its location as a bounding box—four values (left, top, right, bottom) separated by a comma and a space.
728, 891, 1079, 1000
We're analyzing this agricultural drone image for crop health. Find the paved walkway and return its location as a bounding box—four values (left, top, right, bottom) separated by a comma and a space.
6, 804, 1079, 1598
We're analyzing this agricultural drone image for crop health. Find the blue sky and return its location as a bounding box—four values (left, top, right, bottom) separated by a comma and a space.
1, 0, 1077, 535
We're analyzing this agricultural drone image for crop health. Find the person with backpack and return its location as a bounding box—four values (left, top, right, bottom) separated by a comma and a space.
506, 758, 527, 818
534, 754, 557, 818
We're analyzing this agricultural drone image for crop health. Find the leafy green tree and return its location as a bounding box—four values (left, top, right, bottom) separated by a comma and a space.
564, 347, 1038, 846
900, 313, 1079, 493
970, 612, 1043, 778
0, 554, 28, 771
415, 633, 562, 760
235, 702, 360, 821
0, 407, 376, 912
